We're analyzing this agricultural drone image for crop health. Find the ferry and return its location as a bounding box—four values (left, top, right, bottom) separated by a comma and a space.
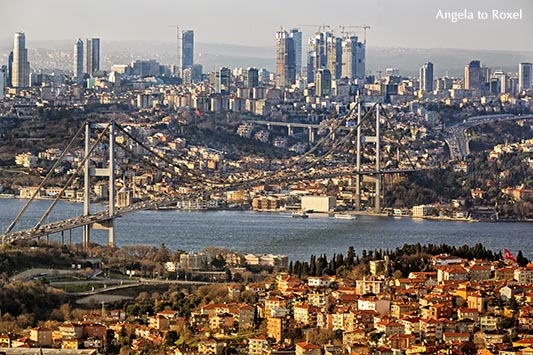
292, 212, 309, 219
334, 213, 357, 220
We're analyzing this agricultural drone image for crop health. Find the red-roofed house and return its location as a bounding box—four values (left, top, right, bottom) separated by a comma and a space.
376, 320, 405, 336
295, 342, 322, 355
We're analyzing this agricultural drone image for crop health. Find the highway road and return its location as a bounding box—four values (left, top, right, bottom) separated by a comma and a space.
444, 114, 531, 160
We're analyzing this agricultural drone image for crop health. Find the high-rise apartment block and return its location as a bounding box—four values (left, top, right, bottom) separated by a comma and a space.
308, 30, 365, 83
290, 29, 302, 77
182, 30, 194, 71
464, 60, 483, 93
243, 67, 259, 89
0, 67, 5, 99
86, 38, 100, 75
420, 62, 434, 93
341, 35, 365, 80
7, 52, 13, 87
276, 30, 296, 88
315, 68, 332, 97
326, 36, 342, 79
12, 32, 30, 87
216, 67, 231, 95
518, 62, 532, 91
73, 39, 84, 84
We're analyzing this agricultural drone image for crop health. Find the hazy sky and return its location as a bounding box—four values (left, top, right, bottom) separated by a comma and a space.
2, 0, 532, 51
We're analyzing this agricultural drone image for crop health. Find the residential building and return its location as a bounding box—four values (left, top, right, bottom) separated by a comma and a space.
30, 327, 52, 346
295, 342, 322, 355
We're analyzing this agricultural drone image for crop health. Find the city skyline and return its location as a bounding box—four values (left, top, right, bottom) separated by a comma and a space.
1, 0, 532, 52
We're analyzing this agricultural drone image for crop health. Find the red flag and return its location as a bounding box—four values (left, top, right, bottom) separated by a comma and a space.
504, 248, 517, 262
195, 108, 201, 117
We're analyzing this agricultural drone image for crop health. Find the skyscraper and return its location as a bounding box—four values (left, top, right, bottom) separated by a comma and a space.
307, 31, 328, 83
341, 35, 366, 80
7, 52, 13, 87
0, 67, 5, 99
518, 62, 532, 91
492, 70, 508, 94
464, 60, 482, 92
12, 32, 30, 87
73, 39, 84, 84
243, 67, 259, 89
276, 30, 296, 88
420, 62, 434, 93
315, 68, 331, 97
215, 67, 231, 94
290, 29, 302, 78
326, 36, 342, 79
182, 30, 194, 71
86, 38, 100, 75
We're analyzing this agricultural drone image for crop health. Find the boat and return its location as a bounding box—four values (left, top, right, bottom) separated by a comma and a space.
292, 212, 309, 219
334, 214, 356, 220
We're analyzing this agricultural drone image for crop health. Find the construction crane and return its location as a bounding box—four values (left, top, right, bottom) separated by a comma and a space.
298, 24, 332, 34
168, 25, 181, 76
339, 25, 371, 44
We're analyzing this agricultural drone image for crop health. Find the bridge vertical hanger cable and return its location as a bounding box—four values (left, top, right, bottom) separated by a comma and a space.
5, 122, 87, 235
379, 104, 418, 171
227, 103, 377, 190
33, 123, 111, 231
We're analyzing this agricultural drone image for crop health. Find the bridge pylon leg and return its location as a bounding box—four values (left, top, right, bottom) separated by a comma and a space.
108, 221, 114, 247
83, 225, 90, 248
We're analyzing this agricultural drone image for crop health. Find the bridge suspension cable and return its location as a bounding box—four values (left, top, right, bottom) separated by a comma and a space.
33, 123, 111, 231
114, 123, 213, 184
5, 122, 87, 235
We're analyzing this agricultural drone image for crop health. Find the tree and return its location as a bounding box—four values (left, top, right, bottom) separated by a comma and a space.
517, 250, 529, 267
497, 317, 515, 330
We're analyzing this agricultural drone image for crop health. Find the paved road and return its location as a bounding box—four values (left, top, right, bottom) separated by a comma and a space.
444, 114, 531, 160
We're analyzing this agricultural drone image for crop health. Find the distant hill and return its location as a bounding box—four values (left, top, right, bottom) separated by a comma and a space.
0, 39, 531, 78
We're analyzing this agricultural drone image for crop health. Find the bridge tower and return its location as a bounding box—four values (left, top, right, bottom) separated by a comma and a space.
83, 121, 116, 248
354, 97, 382, 213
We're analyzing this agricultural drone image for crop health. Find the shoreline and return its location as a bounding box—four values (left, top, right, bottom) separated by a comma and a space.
2, 195, 531, 223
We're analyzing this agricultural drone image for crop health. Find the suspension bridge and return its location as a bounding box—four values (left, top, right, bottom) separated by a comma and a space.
1, 99, 418, 248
